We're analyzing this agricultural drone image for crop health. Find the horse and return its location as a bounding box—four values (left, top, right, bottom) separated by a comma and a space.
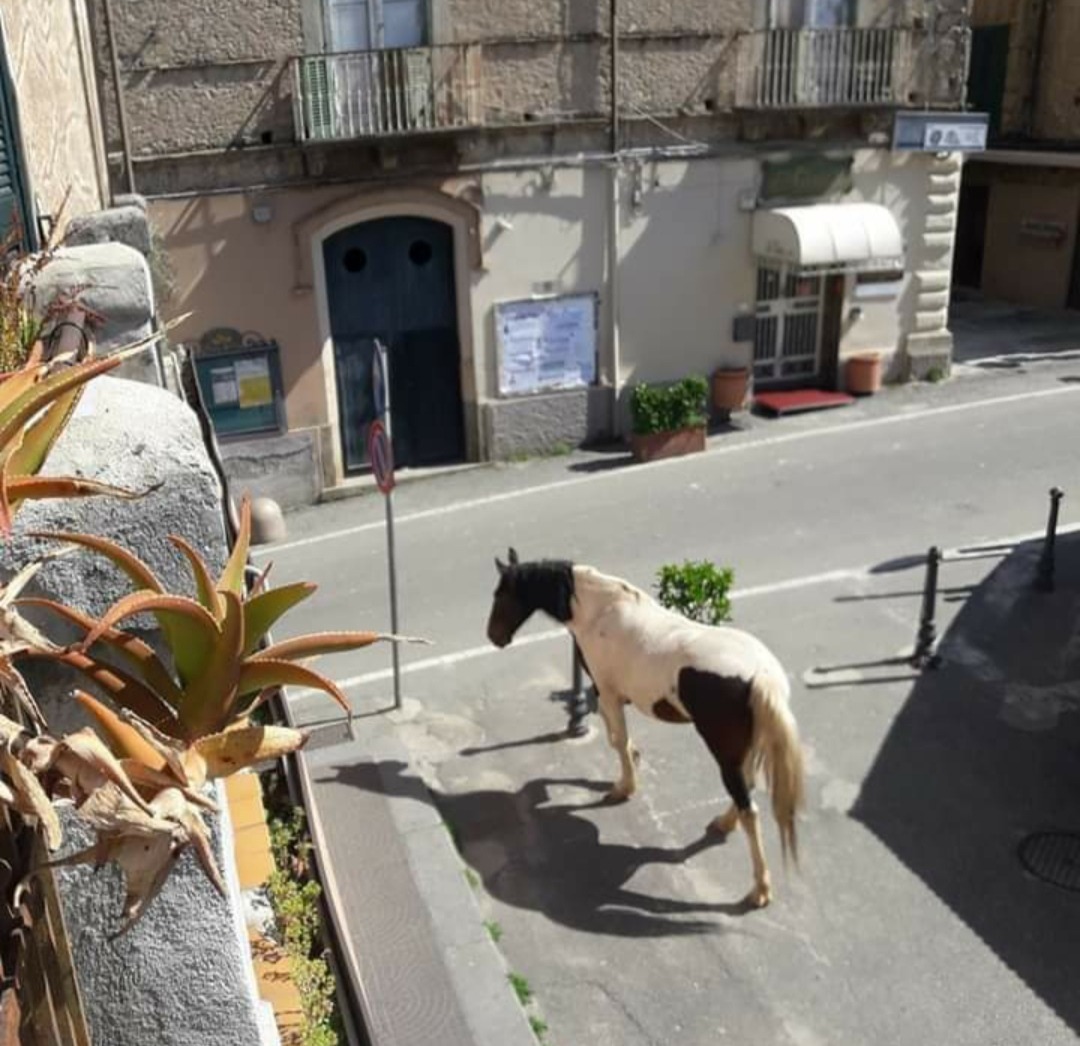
485, 548, 805, 909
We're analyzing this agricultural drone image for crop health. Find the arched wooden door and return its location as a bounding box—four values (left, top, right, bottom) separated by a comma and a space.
324, 216, 464, 472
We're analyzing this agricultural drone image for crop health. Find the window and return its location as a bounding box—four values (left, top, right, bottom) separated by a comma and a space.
325, 0, 426, 52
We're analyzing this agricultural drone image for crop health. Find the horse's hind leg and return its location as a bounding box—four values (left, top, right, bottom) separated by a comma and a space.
679, 667, 771, 908
597, 694, 638, 802
718, 761, 771, 908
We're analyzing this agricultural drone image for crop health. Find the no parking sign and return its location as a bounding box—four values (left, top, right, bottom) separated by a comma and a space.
367, 419, 395, 495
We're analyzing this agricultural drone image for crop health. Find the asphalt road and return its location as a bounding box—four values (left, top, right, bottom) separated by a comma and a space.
259, 359, 1080, 1046
260, 363, 1080, 711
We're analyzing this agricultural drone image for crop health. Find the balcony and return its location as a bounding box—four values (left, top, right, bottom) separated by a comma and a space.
292, 43, 483, 142
737, 28, 915, 110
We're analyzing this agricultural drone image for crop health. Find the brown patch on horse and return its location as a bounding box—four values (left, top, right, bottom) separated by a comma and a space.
652, 698, 691, 724
678, 667, 755, 808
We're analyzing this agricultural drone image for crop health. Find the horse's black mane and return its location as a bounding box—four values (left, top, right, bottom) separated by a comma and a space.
513, 559, 576, 623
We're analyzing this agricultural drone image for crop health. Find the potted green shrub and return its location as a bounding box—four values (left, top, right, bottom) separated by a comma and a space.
655, 560, 734, 624
629, 375, 709, 463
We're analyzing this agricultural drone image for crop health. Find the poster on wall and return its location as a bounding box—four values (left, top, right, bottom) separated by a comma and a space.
235, 357, 274, 408
496, 294, 598, 397
209, 365, 239, 406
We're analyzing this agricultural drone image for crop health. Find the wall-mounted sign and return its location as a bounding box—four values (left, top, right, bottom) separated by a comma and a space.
193, 338, 284, 438
1020, 219, 1068, 244
893, 111, 989, 153
496, 294, 598, 397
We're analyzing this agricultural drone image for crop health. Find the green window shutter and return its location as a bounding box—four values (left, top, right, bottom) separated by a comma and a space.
0, 33, 31, 249
300, 56, 335, 140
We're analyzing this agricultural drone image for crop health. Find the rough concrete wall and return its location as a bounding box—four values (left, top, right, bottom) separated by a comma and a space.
220, 430, 322, 509
472, 165, 608, 400
981, 170, 1080, 309
1, 0, 107, 226
483, 387, 612, 458
616, 156, 757, 387
55, 803, 262, 1046
909, 0, 972, 109
970, 0, 1030, 136
149, 188, 337, 433
0, 376, 263, 1045
1034, 1, 1080, 141
86, 0, 302, 163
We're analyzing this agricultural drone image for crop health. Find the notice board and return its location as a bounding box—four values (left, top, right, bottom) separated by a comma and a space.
495, 294, 597, 396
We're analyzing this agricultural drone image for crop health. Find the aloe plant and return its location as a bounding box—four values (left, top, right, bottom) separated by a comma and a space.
0, 341, 150, 535
0, 496, 426, 931
22, 496, 422, 746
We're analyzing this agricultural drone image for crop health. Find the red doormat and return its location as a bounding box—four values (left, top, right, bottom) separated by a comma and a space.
754, 389, 856, 417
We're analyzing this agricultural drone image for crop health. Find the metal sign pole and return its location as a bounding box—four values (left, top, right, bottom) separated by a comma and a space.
373, 340, 403, 710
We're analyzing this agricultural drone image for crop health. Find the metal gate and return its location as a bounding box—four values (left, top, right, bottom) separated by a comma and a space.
753, 265, 824, 385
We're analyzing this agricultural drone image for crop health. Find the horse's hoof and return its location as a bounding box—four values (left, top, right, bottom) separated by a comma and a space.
744, 885, 771, 909
606, 785, 634, 803
706, 814, 737, 837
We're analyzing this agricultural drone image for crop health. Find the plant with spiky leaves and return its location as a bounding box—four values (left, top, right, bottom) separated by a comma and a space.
0, 340, 153, 536
23, 497, 422, 748
0, 498, 426, 931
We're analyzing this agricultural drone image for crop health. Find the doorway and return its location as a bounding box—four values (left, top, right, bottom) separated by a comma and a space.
953, 182, 990, 292
753, 265, 825, 386
323, 216, 465, 473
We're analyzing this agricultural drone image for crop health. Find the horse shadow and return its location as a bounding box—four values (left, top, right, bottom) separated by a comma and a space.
326, 758, 749, 939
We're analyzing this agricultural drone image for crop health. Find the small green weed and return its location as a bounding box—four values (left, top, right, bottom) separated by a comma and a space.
509, 972, 534, 1006
530, 1015, 550, 1041
484, 920, 503, 943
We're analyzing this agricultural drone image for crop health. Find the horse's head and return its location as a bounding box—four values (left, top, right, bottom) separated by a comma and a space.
487, 547, 527, 648
486, 548, 576, 648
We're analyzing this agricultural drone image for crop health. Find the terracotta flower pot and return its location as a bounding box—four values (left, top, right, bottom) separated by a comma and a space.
845, 353, 883, 396
630, 424, 707, 463
711, 368, 749, 414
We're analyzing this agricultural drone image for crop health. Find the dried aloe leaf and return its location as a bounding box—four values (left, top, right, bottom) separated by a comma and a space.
0, 749, 61, 850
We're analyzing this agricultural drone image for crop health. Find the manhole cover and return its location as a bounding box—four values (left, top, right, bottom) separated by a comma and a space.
1017, 832, 1080, 892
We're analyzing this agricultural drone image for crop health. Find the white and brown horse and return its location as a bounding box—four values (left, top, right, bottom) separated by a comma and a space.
486, 549, 805, 908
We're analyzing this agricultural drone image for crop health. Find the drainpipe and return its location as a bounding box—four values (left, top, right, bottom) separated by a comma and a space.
607, 0, 622, 435
1026, 0, 1050, 139
101, 0, 136, 195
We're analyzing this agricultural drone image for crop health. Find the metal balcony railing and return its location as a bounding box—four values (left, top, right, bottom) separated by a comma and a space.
292, 43, 483, 142
737, 27, 915, 109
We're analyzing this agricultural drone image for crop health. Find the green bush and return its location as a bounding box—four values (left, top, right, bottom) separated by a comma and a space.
629, 375, 709, 436
267, 806, 342, 1046
655, 560, 734, 625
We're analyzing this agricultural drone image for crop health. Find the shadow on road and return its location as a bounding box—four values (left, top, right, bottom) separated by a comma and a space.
853, 534, 1080, 1035
327, 758, 751, 938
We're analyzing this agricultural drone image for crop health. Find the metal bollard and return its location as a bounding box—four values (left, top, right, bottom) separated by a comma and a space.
1035, 487, 1065, 593
911, 546, 942, 670
567, 641, 591, 737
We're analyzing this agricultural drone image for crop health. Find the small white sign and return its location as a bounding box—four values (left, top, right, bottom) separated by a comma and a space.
922, 122, 988, 151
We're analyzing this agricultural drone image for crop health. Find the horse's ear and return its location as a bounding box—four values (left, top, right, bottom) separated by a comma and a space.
508, 547, 519, 566
495, 556, 508, 575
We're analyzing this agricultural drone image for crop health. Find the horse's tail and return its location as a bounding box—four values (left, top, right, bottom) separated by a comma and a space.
749, 671, 805, 867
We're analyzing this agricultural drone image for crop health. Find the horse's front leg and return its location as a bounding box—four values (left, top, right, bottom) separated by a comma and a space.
597, 693, 638, 802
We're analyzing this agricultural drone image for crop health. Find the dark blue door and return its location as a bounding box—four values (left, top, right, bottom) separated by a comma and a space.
324, 217, 464, 472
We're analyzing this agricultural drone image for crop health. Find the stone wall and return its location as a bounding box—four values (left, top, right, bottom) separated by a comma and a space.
2, 0, 108, 229
85, 0, 969, 194
0, 376, 265, 1045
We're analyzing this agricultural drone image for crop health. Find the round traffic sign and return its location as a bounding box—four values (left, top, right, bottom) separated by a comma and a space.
367, 419, 395, 494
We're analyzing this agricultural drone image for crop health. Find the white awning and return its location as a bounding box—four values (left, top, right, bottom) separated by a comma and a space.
752, 203, 904, 272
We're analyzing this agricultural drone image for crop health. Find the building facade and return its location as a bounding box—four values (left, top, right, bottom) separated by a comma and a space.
0, 0, 109, 245
85, 0, 972, 500
955, 0, 1080, 310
